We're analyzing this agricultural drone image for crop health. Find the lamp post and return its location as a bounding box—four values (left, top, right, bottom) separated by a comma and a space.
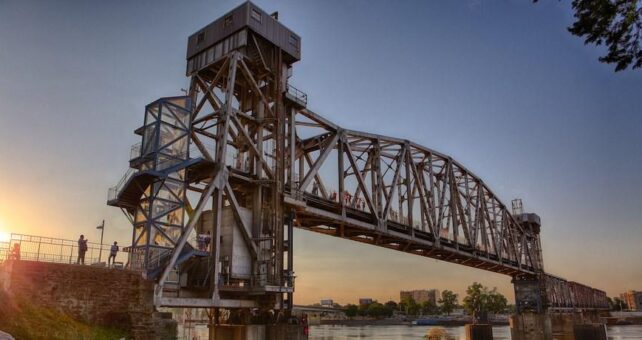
97, 220, 105, 263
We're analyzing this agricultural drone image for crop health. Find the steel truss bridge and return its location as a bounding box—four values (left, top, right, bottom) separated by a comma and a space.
108, 2, 607, 316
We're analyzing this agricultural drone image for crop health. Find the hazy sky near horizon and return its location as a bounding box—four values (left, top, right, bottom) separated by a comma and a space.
0, 0, 641, 305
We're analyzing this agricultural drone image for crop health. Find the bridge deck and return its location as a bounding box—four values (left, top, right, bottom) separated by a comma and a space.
286, 192, 535, 277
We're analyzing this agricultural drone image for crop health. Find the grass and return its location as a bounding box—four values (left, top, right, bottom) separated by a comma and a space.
0, 291, 126, 340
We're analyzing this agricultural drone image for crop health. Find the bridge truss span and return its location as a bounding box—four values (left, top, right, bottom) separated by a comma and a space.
285, 108, 543, 277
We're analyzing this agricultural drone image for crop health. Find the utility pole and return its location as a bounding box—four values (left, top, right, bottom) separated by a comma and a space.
96, 220, 105, 263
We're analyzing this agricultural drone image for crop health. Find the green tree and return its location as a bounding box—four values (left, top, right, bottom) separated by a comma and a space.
384, 300, 398, 311
367, 302, 387, 319
400, 296, 420, 315
438, 290, 458, 316
463, 282, 487, 316
345, 304, 358, 318
463, 282, 509, 317
486, 288, 508, 314
421, 300, 440, 315
535, 0, 642, 71
358, 303, 369, 317
383, 304, 394, 318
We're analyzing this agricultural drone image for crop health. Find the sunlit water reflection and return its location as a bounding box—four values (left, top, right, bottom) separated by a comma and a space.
308, 324, 642, 340
178, 324, 642, 339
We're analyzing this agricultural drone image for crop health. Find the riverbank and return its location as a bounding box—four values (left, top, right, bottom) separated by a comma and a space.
602, 316, 642, 325
321, 319, 410, 326
320, 317, 509, 327
0, 290, 125, 340
309, 324, 642, 340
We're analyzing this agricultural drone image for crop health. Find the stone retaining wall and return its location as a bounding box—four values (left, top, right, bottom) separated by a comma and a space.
0, 260, 176, 339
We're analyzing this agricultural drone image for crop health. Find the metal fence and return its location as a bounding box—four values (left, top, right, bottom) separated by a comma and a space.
0, 241, 9, 264
1, 233, 127, 266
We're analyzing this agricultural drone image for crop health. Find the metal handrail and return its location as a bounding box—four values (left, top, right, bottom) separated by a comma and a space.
0, 241, 9, 264
286, 83, 308, 106
3, 233, 126, 265
130, 142, 142, 160
108, 168, 136, 201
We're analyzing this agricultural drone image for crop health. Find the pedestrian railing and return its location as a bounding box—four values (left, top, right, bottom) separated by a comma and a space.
2, 233, 126, 266
0, 241, 9, 264
286, 83, 308, 107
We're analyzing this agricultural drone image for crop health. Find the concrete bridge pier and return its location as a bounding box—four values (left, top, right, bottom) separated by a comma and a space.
510, 312, 607, 340
464, 324, 493, 340
510, 313, 553, 340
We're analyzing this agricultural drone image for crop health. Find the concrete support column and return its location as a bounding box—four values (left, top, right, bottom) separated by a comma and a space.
510, 313, 552, 340
550, 313, 578, 340
573, 324, 607, 340
512, 312, 608, 340
464, 324, 493, 340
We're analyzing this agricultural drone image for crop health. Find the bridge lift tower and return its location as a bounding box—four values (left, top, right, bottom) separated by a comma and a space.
109, 2, 302, 315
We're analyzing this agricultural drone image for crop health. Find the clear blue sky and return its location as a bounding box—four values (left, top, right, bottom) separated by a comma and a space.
0, 0, 640, 304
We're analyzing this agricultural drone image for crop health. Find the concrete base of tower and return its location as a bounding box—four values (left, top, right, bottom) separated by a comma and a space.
510, 313, 553, 340
464, 324, 493, 340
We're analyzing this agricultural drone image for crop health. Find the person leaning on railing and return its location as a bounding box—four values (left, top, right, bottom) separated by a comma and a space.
77, 235, 88, 265
108, 241, 119, 268
9, 243, 20, 260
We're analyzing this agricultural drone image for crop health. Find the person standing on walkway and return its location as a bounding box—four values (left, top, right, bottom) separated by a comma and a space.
108, 241, 119, 267
77, 235, 88, 265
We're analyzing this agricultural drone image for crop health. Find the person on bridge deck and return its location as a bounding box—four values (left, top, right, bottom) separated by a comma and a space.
312, 181, 319, 195
197, 232, 210, 251
343, 191, 352, 206
204, 231, 212, 251
77, 235, 88, 265
235, 152, 242, 170
108, 241, 119, 267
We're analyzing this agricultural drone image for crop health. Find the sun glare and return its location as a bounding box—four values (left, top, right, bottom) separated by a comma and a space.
0, 218, 10, 242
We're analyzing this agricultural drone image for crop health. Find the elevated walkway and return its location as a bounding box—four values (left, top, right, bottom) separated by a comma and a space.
107, 157, 210, 213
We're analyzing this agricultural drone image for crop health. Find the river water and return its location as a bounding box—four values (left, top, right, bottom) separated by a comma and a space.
180, 324, 642, 339
308, 324, 642, 339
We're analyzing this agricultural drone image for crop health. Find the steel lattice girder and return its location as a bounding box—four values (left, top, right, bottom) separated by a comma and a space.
285, 107, 543, 275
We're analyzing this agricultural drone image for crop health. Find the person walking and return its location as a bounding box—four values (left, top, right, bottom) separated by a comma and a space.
108, 241, 119, 267
77, 235, 88, 265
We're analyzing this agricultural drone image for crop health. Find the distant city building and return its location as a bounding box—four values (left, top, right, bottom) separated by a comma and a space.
400, 289, 439, 305
359, 298, 373, 306
620, 290, 642, 311
320, 299, 334, 307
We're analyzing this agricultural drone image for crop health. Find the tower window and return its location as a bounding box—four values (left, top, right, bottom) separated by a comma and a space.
197, 32, 205, 45
289, 34, 298, 46
224, 15, 233, 28
251, 8, 262, 23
